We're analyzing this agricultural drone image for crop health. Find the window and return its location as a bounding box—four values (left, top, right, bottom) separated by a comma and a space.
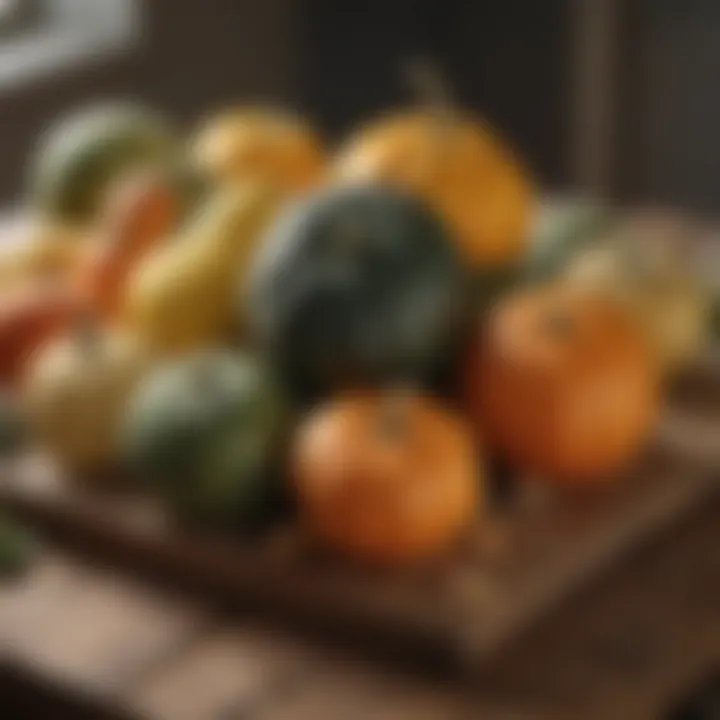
0, 0, 139, 91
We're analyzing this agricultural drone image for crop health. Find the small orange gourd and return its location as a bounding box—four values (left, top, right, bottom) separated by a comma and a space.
466, 286, 660, 484
292, 391, 481, 565
74, 171, 179, 320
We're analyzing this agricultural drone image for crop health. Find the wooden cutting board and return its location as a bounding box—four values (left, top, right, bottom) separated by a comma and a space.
1, 358, 718, 677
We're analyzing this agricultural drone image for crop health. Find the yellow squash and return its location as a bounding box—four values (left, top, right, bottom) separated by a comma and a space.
192, 108, 325, 195
24, 327, 150, 477
0, 217, 85, 291
124, 182, 280, 355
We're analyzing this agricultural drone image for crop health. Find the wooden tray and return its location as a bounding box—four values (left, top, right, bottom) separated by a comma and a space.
1, 359, 718, 677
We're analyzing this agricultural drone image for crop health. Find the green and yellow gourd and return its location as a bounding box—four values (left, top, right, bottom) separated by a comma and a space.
248, 185, 469, 397
522, 196, 616, 283
564, 219, 711, 374
122, 351, 288, 529
28, 103, 177, 225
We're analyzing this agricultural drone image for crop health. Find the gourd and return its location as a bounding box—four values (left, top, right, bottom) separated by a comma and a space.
125, 182, 280, 355
74, 170, 180, 320
23, 325, 150, 477
0, 280, 81, 388
28, 102, 177, 224
0, 217, 86, 292
192, 108, 325, 195
467, 286, 660, 483
292, 391, 480, 565
248, 185, 468, 396
564, 216, 711, 373
334, 66, 533, 268
122, 351, 288, 528
523, 196, 616, 282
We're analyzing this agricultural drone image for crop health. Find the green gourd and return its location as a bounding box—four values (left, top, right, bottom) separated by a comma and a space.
122, 351, 288, 529
522, 196, 616, 282
28, 102, 177, 224
248, 185, 469, 396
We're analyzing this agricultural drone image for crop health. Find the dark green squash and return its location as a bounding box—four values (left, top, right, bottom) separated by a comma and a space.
247, 185, 469, 396
122, 351, 288, 529
28, 103, 178, 224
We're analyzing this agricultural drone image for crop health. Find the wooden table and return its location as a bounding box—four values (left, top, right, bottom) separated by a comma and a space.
3, 490, 720, 720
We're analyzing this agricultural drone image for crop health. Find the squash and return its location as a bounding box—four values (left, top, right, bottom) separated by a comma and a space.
248, 185, 468, 396
0, 280, 81, 388
75, 169, 180, 320
125, 182, 280, 355
28, 103, 177, 224
292, 391, 480, 565
335, 110, 534, 269
122, 351, 288, 528
192, 108, 325, 195
523, 196, 616, 282
468, 286, 660, 484
0, 217, 86, 292
564, 215, 711, 373
23, 325, 150, 477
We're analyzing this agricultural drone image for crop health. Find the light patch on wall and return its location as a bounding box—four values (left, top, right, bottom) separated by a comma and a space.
0, 0, 139, 92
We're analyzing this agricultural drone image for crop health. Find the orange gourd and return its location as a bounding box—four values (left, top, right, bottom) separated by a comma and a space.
292, 391, 480, 565
335, 109, 533, 268
0, 280, 81, 388
466, 286, 660, 484
75, 171, 179, 320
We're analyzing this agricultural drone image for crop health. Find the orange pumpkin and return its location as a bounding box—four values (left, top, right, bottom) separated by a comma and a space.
0, 280, 81, 387
192, 108, 325, 195
467, 286, 660, 484
335, 110, 534, 268
292, 391, 480, 565
74, 171, 179, 320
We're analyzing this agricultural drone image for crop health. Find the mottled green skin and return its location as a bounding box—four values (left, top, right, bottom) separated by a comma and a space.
28, 103, 178, 224
122, 351, 288, 530
0, 514, 37, 577
248, 185, 471, 397
522, 198, 616, 283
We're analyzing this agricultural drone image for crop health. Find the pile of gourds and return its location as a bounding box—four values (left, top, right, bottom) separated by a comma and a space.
0, 92, 715, 569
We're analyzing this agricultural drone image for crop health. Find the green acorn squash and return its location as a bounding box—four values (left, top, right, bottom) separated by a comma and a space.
247, 185, 469, 396
122, 351, 288, 529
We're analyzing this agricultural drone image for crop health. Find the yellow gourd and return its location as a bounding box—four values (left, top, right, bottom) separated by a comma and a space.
0, 218, 85, 291
24, 326, 150, 477
123, 183, 280, 355
192, 108, 325, 195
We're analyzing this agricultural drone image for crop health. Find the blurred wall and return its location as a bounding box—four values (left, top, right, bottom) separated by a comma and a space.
617, 0, 720, 214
